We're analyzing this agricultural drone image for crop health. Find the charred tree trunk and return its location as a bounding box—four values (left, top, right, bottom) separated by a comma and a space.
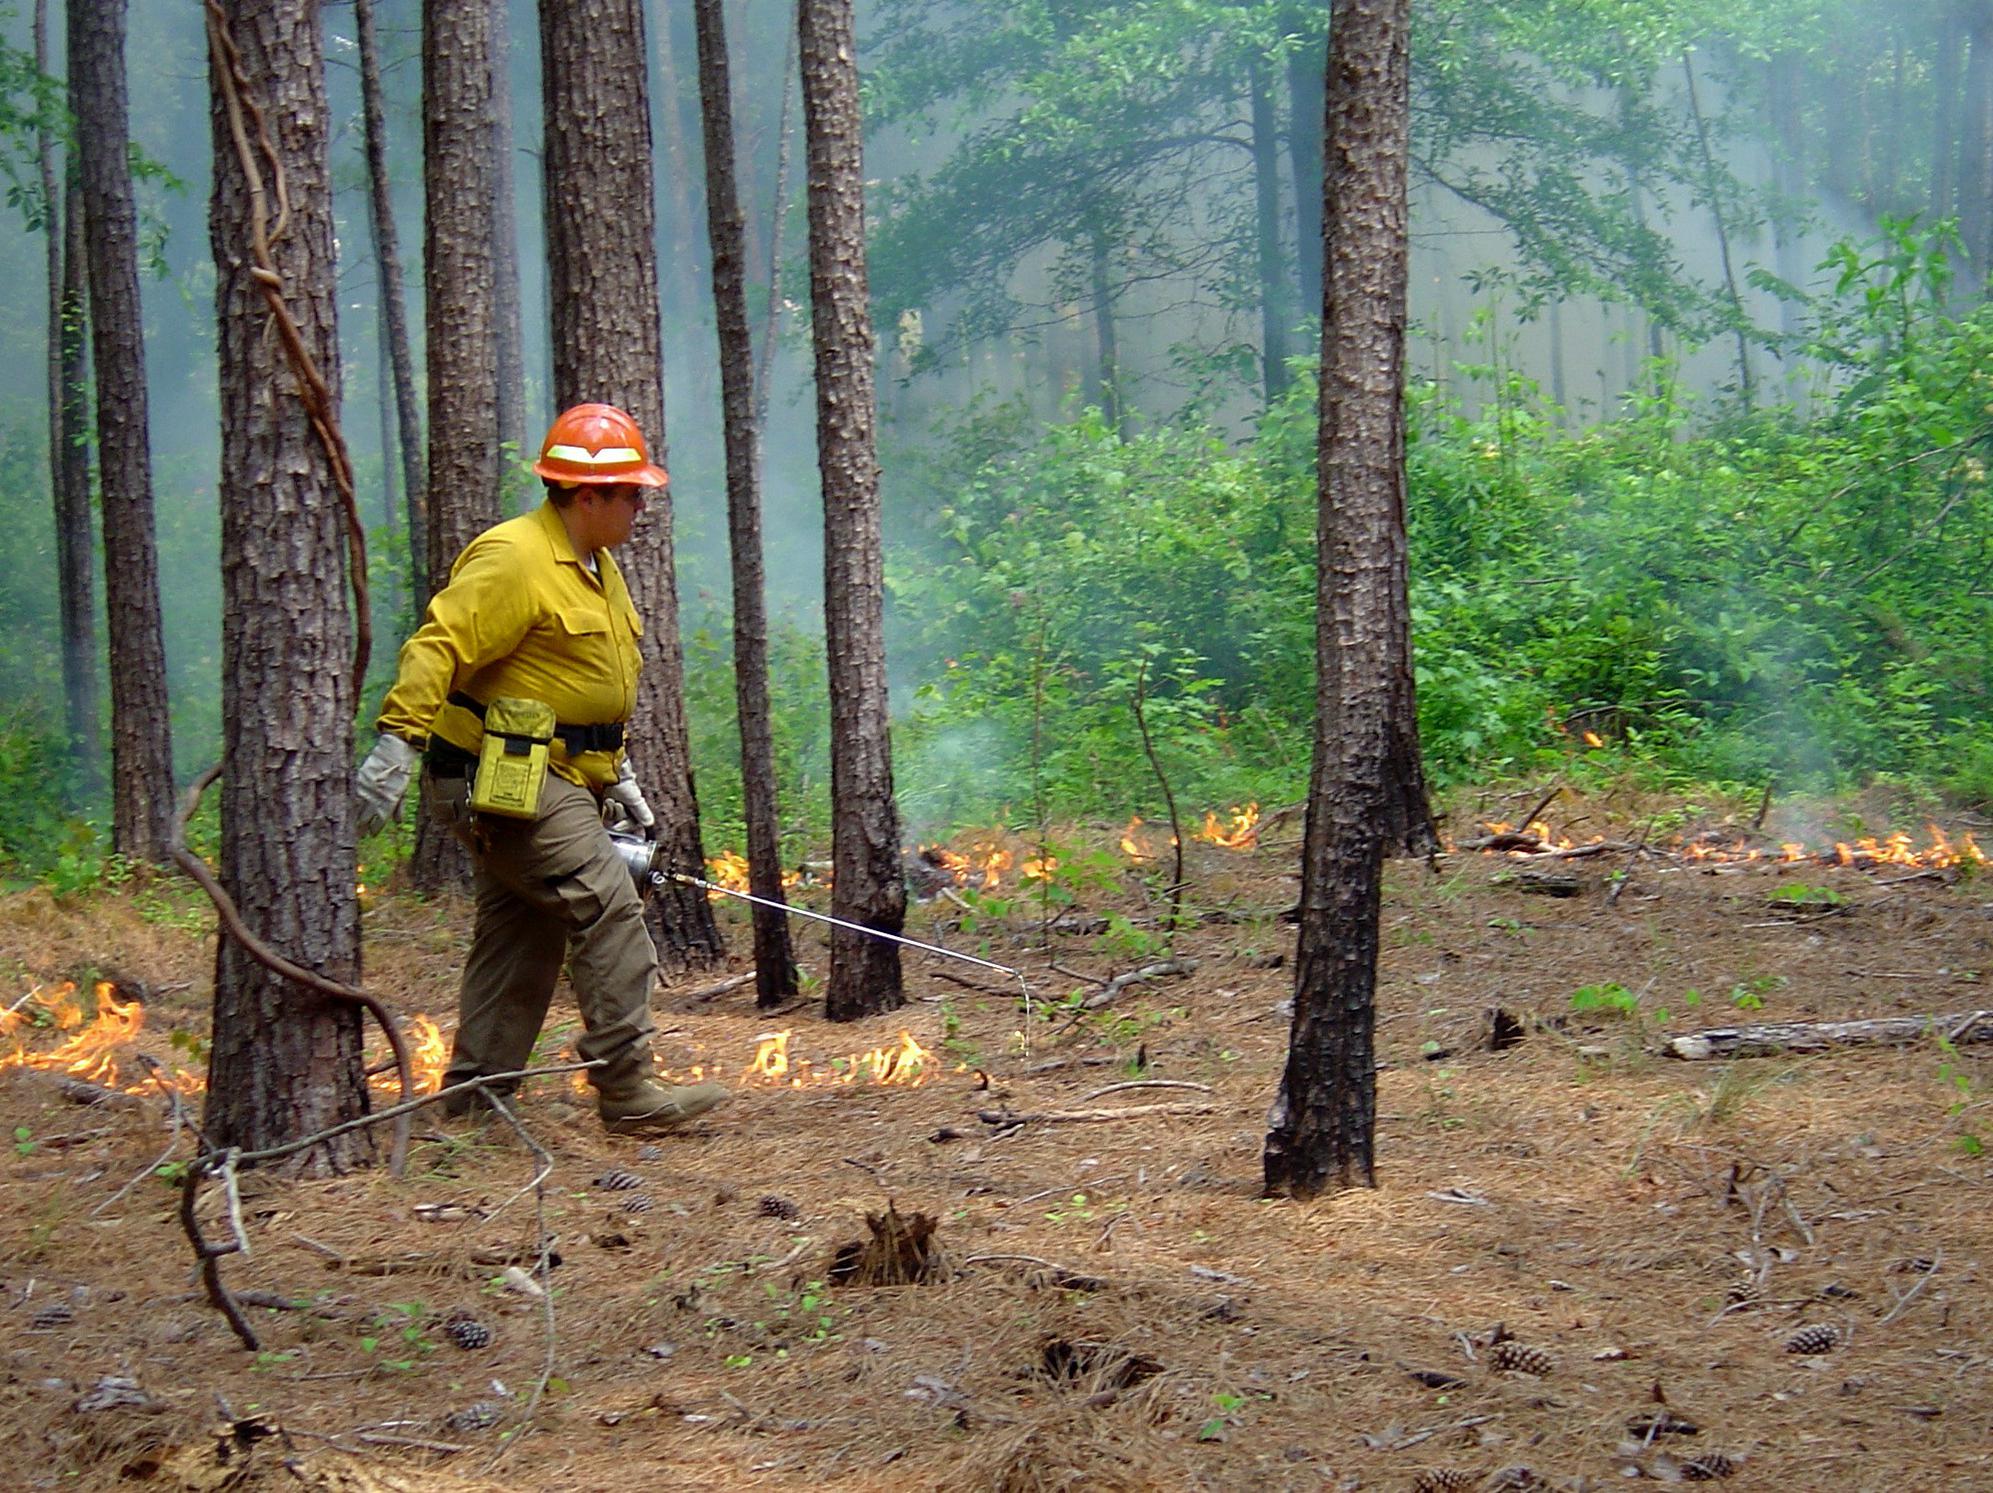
36, 2, 102, 802
490, 0, 528, 484
205, 0, 371, 1168
800, 0, 906, 1021
354, 0, 425, 575
1264, 0, 1433, 1201
72, 0, 174, 862
542, 0, 724, 971
695, 0, 798, 1004
1249, 51, 1293, 405
409, 0, 503, 893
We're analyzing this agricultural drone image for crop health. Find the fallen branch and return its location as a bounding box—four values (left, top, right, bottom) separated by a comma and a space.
1079, 1079, 1213, 1102
977, 1101, 1217, 1127
682, 971, 756, 1002
1667, 1010, 1993, 1060
1082, 958, 1197, 1010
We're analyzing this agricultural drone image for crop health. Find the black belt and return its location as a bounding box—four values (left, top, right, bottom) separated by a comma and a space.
425, 738, 478, 779
445, 692, 626, 755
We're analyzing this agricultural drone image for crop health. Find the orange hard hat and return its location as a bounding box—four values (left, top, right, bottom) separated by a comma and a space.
531, 403, 669, 488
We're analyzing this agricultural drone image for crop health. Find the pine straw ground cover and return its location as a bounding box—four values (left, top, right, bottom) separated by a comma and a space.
0, 787, 1987, 1491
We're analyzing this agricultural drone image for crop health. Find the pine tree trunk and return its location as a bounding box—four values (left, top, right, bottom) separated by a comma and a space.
695, 0, 798, 1004
800, 0, 906, 1021
542, 0, 725, 971
1264, 0, 1432, 1201
1249, 52, 1293, 405
1085, 218, 1127, 440
490, 0, 529, 482
71, 0, 174, 862
36, 1, 102, 802
652, 1, 700, 317
1282, 5, 1325, 334
1931, 6, 1964, 233
58, 171, 97, 792
354, 0, 426, 577
204, 0, 371, 1169
1962, 3, 1993, 283
409, 0, 504, 894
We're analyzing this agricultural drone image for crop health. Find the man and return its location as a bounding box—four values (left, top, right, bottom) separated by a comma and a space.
355, 403, 727, 1136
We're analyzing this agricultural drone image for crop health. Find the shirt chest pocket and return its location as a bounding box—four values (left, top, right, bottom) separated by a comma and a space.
553, 606, 610, 643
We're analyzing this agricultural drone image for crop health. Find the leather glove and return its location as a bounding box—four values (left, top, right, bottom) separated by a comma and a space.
602, 754, 656, 834
355, 734, 421, 837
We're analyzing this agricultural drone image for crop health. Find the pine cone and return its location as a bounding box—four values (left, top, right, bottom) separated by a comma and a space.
1411, 1472, 1479, 1493
445, 1316, 493, 1351
28, 1302, 74, 1332
593, 1168, 642, 1192
620, 1194, 655, 1215
1488, 1340, 1555, 1376
1680, 1452, 1737, 1481
759, 1194, 802, 1220
635, 1144, 664, 1162
1784, 1323, 1840, 1355
444, 1401, 503, 1432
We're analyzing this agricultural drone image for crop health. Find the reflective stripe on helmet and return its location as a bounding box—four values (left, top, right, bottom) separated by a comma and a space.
544, 444, 644, 466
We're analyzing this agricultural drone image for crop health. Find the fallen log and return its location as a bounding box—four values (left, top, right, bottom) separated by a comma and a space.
1665, 1010, 1993, 1061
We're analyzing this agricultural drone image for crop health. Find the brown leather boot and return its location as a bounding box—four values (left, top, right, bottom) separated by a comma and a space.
598, 1076, 730, 1135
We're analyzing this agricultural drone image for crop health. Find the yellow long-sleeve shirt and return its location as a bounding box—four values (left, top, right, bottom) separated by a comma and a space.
377, 500, 643, 790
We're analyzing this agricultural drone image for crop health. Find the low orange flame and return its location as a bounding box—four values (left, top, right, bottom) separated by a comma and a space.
1196, 803, 1261, 849
915, 841, 1019, 891
1469, 819, 1984, 870
371, 1013, 448, 1097
0, 981, 200, 1095
741, 1028, 941, 1088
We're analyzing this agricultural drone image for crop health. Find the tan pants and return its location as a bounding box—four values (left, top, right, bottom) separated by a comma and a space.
427, 771, 658, 1098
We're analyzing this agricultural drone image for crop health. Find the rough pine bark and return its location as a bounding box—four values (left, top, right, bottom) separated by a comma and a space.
36, 2, 101, 799
541, 0, 724, 969
205, 0, 371, 1168
1264, 0, 1433, 1201
489, 0, 528, 478
800, 0, 906, 1020
695, 0, 799, 1005
71, 0, 174, 861
407, 0, 501, 893
354, 0, 426, 573
58, 172, 96, 785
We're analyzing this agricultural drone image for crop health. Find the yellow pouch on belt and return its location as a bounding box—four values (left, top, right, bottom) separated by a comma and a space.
469, 697, 556, 819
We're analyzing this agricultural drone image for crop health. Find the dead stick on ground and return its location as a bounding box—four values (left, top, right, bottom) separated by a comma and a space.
683, 971, 756, 1002
1876, 1248, 1942, 1327
977, 1101, 1218, 1127
1079, 1079, 1213, 1102
1082, 958, 1197, 1011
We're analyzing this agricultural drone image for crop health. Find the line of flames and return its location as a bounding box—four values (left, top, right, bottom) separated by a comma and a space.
1470, 818, 1985, 869
5, 986, 942, 1103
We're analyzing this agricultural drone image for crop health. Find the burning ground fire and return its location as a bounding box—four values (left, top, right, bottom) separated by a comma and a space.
1465, 818, 1985, 870
4, 986, 948, 1107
